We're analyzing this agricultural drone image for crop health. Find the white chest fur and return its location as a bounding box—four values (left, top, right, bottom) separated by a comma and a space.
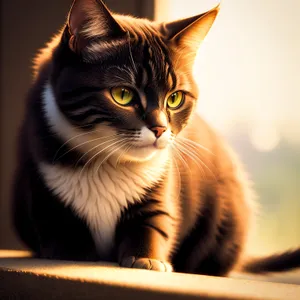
39, 160, 166, 257
41, 83, 169, 257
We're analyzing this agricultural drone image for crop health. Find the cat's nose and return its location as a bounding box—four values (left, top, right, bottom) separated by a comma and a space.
150, 126, 167, 138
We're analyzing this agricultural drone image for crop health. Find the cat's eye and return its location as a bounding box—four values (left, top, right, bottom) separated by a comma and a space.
167, 91, 185, 109
111, 87, 134, 106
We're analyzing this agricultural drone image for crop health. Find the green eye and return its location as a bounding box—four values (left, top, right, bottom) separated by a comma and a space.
111, 87, 134, 106
167, 91, 185, 109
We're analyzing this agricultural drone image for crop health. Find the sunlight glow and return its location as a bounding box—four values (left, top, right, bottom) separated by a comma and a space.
155, 0, 300, 151
154, 0, 300, 257
249, 123, 280, 152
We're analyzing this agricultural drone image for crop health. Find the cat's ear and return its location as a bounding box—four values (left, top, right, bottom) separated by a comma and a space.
67, 0, 126, 53
160, 4, 220, 52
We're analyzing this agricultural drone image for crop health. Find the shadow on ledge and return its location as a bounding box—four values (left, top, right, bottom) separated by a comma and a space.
0, 250, 300, 300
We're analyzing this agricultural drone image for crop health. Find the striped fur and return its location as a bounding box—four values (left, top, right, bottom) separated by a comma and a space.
12, 0, 300, 275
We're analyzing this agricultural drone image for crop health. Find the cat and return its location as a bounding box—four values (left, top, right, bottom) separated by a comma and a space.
12, 0, 300, 276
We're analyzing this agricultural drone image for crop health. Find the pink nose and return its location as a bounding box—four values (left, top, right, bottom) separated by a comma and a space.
150, 126, 167, 138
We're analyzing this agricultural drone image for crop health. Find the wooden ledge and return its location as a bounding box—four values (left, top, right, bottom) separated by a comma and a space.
0, 250, 299, 300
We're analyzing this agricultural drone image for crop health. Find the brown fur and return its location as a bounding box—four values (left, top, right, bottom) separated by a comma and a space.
12, 0, 300, 276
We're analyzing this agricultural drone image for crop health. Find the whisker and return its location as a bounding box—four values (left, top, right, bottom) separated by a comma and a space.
54, 133, 120, 162
113, 75, 131, 82
42, 120, 122, 140
106, 66, 135, 83
176, 139, 216, 172
116, 144, 132, 166
175, 139, 211, 163
53, 130, 99, 162
175, 141, 216, 180
78, 138, 129, 179
76, 137, 122, 168
170, 144, 192, 177
52, 126, 126, 161
95, 140, 130, 175
177, 136, 214, 155
174, 142, 206, 178
170, 148, 182, 203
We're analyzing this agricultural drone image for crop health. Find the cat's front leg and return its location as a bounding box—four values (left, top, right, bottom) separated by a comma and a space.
115, 196, 175, 272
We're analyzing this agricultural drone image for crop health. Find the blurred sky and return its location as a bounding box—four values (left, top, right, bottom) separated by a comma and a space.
155, 0, 300, 152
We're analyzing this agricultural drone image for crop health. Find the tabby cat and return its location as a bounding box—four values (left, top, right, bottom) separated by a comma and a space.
12, 0, 300, 276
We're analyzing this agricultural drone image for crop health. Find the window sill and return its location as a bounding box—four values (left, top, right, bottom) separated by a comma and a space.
0, 250, 299, 300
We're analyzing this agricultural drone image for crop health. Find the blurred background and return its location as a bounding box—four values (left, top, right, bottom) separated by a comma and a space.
0, 0, 299, 256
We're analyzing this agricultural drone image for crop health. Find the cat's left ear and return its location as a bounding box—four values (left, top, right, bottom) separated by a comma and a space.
67, 0, 126, 53
160, 4, 220, 54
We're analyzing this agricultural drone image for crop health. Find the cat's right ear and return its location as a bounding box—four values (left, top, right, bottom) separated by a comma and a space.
67, 0, 126, 53
160, 4, 220, 60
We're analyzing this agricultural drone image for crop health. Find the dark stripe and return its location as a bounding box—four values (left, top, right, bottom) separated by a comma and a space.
61, 86, 102, 98
85, 117, 114, 126
143, 223, 169, 240
59, 96, 94, 111
156, 37, 177, 89
68, 117, 113, 128
135, 65, 145, 88
66, 109, 111, 122
153, 38, 166, 77
141, 210, 173, 221
173, 193, 218, 272
141, 43, 153, 88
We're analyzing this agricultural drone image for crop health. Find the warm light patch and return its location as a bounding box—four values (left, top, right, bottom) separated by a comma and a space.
154, 0, 300, 256
249, 123, 280, 152
155, 0, 300, 148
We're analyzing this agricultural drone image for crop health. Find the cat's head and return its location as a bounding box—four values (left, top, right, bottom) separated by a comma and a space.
45, 0, 219, 164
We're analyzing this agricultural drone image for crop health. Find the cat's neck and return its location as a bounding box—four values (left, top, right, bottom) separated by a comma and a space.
38, 149, 169, 257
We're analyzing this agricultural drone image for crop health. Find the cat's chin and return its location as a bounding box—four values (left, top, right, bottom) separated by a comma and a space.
121, 145, 166, 162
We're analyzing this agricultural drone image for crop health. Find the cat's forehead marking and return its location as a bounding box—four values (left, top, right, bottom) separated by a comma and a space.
140, 78, 148, 110
140, 96, 147, 110
141, 68, 147, 86
168, 72, 174, 88
144, 43, 173, 90
148, 47, 153, 59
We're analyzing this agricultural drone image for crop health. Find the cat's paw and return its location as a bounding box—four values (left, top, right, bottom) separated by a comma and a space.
120, 256, 173, 272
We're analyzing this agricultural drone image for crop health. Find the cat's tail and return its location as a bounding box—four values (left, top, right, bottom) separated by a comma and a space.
240, 248, 300, 274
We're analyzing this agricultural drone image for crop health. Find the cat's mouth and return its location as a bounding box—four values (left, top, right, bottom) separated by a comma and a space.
110, 127, 171, 162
